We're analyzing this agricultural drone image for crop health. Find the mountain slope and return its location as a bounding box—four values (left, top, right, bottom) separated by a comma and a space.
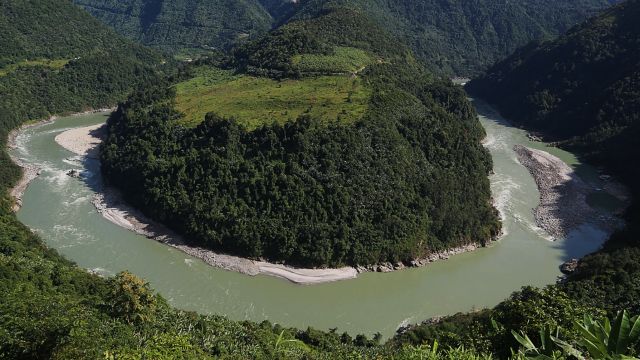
0, 0, 159, 66
72, 0, 298, 54
468, 0, 640, 187
467, 0, 640, 319
0, 0, 162, 126
73, 0, 617, 74
293, 0, 618, 76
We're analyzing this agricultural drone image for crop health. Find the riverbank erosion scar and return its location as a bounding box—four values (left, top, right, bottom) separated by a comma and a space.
7, 155, 41, 212
7, 121, 53, 212
54, 123, 491, 284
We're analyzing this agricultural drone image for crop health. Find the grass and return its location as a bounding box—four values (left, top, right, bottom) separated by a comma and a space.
174, 67, 371, 128
292, 47, 373, 74
0, 58, 70, 77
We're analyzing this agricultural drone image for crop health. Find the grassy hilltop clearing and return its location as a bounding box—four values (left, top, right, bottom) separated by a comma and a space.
175, 67, 370, 127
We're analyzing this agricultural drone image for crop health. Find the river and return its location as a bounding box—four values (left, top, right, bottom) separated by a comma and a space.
10, 99, 614, 339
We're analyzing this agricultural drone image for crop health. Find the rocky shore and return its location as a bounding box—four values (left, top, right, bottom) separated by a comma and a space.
91, 188, 359, 284
7, 156, 41, 212
514, 145, 591, 238
355, 243, 481, 273
6, 108, 113, 212
513, 145, 625, 239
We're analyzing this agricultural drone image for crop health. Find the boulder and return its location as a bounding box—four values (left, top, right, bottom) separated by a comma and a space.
66, 169, 81, 178
560, 258, 579, 274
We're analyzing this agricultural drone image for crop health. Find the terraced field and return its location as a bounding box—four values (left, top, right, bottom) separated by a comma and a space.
174, 67, 371, 128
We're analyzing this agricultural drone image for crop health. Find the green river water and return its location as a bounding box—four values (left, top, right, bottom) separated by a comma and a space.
11, 99, 614, 338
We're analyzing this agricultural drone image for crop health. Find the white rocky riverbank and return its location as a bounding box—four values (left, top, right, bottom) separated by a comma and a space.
513, 145, 626, 239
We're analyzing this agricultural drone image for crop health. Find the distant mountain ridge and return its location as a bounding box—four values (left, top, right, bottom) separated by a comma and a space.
73, 0, 617, 75
72, 0, 298, 53
293, 0, 621, 75
468, 0, 640, 187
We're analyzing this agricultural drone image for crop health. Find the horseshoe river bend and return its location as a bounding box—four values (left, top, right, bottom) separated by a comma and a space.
9, 99, 621, 339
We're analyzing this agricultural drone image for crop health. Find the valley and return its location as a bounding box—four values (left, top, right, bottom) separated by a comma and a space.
2, 0, 640, 358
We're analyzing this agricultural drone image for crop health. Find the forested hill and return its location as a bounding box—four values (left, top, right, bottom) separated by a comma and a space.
467, 0, 640, 191
72, 0, 299, 55
293, 0, 619, 76
100, 8, 501, 268
73, 0, 617, 75
0, 0, 159, 66
0, 0, 162, 128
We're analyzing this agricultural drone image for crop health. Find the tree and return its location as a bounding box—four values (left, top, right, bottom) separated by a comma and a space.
106, 271, 158, 325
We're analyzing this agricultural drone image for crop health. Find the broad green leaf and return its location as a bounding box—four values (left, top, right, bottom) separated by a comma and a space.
574, 319, 602, 347
610, 310, 631, 354
578, 336, 607, 359
627, 315, 640, 347
551, 336, 585, 360
512, 330, 536, 351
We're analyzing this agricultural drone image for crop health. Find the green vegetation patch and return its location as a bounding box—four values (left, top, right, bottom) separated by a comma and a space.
175, 67, 371, 128
0, 58, 70, 77
292, 46, 373, 74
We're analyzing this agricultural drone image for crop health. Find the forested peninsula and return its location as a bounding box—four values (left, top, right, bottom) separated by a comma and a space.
100, 9, 501, 268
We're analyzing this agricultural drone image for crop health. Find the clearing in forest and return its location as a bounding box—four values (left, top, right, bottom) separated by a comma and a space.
175, 67, 371, 129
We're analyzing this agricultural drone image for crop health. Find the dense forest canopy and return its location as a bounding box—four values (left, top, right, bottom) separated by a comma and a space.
0, 0, 154, 66
72, 0, 617, 75
72, 0, 298, 55
100, 10, 500, 267
0, 0, 162, 126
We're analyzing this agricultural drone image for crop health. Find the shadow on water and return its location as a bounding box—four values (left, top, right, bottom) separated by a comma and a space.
78, 124, 107, 195
547, 160, 627, 261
